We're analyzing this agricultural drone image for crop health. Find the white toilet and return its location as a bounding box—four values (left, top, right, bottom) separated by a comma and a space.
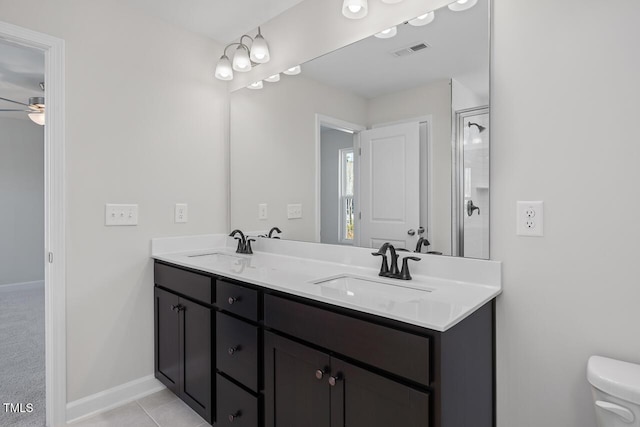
588, 355, 640, 426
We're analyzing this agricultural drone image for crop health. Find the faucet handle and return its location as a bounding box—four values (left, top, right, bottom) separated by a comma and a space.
371, 252, 389, 276
234, 236, 245, 253
399, 256, 421, 280
245, 238, 256, 254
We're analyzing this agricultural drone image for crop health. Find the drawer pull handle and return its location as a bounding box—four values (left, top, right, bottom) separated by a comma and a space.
328, 374, 342, 387
315, 368, 328, 380
228, 296, 240, 305
229, 411, 241, 422
228, 346, 240, 355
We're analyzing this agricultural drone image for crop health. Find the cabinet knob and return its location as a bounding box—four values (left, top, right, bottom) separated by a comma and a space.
315, 368, 328, 380
228, 346, 240, 355
328, 374, 342, 387
228, 411, 241, 422
170, 304, 184, 312
228, 296, 240, 305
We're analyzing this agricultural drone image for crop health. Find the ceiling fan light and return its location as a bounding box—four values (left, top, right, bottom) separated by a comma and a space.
247, 81, 263, 90
448, 0, 478, 12
342, 0, 368, 19
409, 11, 435, 26
215, 55, 234, 80
250, 33, 270, 64
381, 0, 403, 3
28, 112, 45, 126
283, 65, 301, 75
374, 26, 397, 39
232, 45, 252, 72
265, 73, 281, 83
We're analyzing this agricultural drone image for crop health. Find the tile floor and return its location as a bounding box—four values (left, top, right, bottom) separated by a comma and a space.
67, 389, 210, 427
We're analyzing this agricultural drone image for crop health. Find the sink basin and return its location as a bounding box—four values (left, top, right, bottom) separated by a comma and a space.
311, 274, 433, 294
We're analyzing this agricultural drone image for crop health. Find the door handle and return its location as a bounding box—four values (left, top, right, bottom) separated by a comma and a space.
467, 200, 480, 216
407, 229, 416, 236
417, 226, 425, 235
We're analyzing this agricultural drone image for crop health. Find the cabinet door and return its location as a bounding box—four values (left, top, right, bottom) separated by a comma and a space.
264, 332, 331, 427
154, 287, 180, 394
181, 298, 213, 424
330, 357, 430, 427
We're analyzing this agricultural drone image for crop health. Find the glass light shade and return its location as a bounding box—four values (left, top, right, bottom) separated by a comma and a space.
28, 112, 45, 126
214, 55, 233, 80
250, 34, 270, 63
381, 0, 403, 3
409, 11, 435, 26
283, 65, 301, 75
232, 45, 252, 72
265, 73, 281, 83
342, 0, 368, 19
247, 81, 263, 90
374, 26, 397, 39
448, 0, 478, 12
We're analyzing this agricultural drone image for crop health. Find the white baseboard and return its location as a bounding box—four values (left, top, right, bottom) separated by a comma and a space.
66, 375, 165, 424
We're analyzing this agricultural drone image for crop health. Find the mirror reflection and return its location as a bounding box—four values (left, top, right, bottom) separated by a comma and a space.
230, 0, 489, 258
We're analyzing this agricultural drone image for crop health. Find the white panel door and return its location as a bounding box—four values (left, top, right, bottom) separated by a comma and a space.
359, 122, 420, 249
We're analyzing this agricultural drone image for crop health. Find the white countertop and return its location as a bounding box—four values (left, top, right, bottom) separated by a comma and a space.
151, 235, 502, 332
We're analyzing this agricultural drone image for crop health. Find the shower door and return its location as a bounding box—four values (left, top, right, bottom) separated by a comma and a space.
453, 107, 489, 259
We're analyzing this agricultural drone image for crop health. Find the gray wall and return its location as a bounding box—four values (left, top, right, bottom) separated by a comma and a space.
320, 127, 353, 245
0, 117, 44, 285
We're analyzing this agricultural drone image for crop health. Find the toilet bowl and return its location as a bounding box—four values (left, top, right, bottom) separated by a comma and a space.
588, 356, 640, 427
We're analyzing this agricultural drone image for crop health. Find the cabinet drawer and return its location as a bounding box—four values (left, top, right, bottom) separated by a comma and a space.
216, 374, 259, 427
154, 262, 212, 305
216, 312, 259, 392
216, 280, 258, 321
264, 294, 430, 386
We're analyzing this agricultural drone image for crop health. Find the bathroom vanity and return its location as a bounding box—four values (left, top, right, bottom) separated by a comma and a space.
152, 235, 500, 427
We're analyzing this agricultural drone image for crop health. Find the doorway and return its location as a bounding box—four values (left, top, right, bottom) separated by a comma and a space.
0, 21, 66, 427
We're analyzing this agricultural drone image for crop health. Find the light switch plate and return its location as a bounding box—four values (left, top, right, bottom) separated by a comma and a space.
517, 201, 543, 236
258, 203, 268, 220
287, 204, 303, 219
175, 203, 188, 223
105, 204, 138, 226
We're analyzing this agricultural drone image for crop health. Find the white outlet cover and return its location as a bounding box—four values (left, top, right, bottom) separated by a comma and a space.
287, 203, 303, 219
517, 201, 543, 236
175, 203, 188, 223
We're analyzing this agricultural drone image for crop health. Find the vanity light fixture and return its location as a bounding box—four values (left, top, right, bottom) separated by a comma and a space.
283, 65, 301, 75
247, 81, 264, 90
380, 0, 403, 3
374, 26, 397, 39
265, 73, 281, 83
408, 11, 435, 26
214, 27, 271, 81
342, 0, 368, 19
448, 0, 478, 12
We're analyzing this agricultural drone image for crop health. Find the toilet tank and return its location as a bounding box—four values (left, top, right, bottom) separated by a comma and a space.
588, 356, 640, 426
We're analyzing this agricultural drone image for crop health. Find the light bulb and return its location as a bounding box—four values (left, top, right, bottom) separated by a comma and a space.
28, 112, 45, 126
342, 0, 368, 19
247, 81, 263, 90
265, 74, 280, 83
374, 26, 397, 39
409, 11, 435, 26
214, 55, 233, 80
232, 45, 252, 72
283, 65, 301, 75
448, 0, 477, 11
250, 33, 270, 64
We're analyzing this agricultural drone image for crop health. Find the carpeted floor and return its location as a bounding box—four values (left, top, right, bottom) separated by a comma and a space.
0, 282, 45, 427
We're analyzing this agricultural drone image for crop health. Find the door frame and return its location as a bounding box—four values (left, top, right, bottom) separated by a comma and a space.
0, 21, 66, 427
452, 106, 489, 257
315, 114, 365, 244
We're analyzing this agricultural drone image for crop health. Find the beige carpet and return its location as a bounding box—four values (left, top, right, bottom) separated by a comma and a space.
0, 282, 45, 427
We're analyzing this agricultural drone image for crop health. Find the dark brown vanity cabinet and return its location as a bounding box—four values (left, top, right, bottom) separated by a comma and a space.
154, 264, 213, 424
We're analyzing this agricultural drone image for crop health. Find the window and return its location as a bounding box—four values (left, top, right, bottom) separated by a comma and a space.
339, 148, 355, 243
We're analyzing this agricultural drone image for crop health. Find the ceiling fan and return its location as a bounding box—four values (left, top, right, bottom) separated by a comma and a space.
0, 82, 45, 126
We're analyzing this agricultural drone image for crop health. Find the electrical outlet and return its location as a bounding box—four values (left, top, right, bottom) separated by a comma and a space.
517, 201, 543, 236
258, 203, 268, 220
175, 203, 188, 223
105, 204, 138, 226
287, 204, 303, 219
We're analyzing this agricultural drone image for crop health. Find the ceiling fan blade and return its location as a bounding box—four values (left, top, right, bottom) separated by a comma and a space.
0, 96, 29, 107
0, 109, 30, 112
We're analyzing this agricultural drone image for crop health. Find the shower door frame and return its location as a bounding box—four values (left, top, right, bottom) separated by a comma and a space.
452, 106, 490, 258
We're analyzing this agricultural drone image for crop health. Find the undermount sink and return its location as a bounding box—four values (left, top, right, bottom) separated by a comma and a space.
311, 274, 434, 294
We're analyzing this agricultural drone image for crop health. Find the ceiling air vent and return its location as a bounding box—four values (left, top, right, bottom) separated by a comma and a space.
391, 42, 431, 57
